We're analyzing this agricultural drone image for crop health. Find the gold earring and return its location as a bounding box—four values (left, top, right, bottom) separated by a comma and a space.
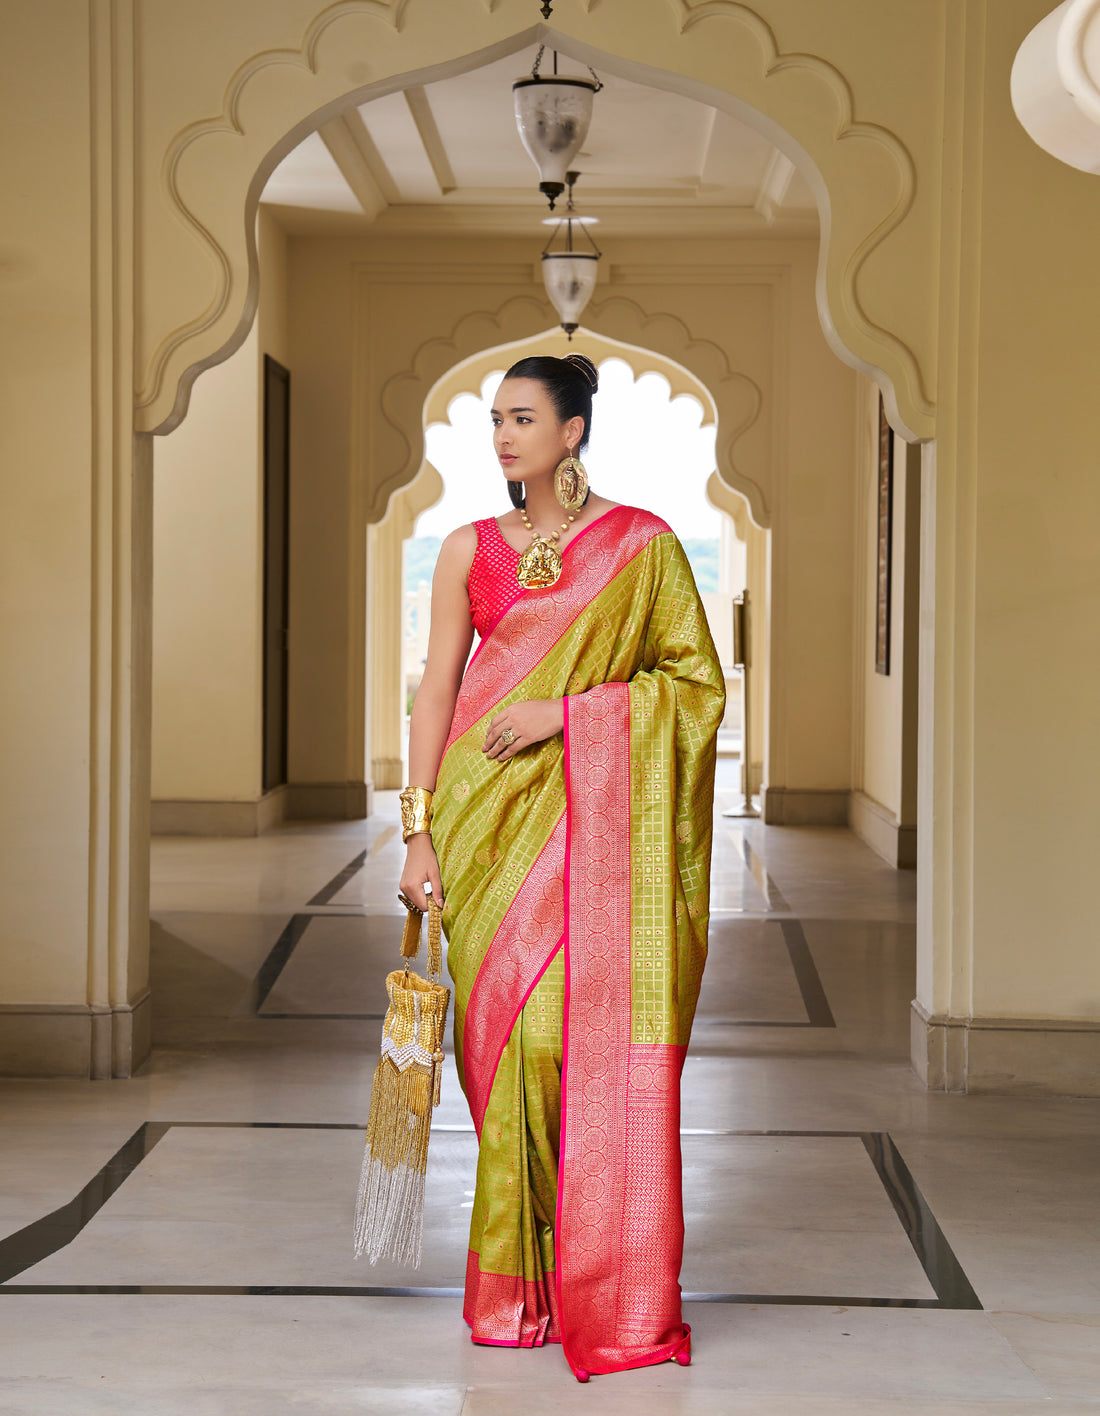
554, 454, 589, 512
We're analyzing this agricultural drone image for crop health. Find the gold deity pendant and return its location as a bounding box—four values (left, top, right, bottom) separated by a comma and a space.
516, 536, 563, 589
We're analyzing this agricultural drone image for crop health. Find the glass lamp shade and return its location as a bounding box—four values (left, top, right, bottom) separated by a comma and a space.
542, 251, 599, 336
513, 76, 598, 206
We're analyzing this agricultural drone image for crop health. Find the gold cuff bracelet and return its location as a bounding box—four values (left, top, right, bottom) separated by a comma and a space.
399, 785, 433, 842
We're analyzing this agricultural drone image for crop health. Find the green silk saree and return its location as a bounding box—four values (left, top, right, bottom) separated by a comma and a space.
433, 504, 725, 1380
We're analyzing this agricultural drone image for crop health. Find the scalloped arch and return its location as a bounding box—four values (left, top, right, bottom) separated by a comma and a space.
664, 0, 926, 436
140, 0, 935, 442
371, 292, 769, 527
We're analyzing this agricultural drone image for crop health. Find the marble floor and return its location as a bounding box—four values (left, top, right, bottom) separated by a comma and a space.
2, 765, 1099, 1414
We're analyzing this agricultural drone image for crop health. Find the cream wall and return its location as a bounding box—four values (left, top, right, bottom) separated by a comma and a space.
970, 4, 1100, 1021
285, 231, 356, 794
766, 244, 859, 821
0, 9, 152, 1076
0, 17, 91, 999
909, 0, 1100, 1093
850, 377, 921, 868
860, 424, 906, 816
152, 327, 262, 804
257, 209, 291, 374
151, 209, 290, 828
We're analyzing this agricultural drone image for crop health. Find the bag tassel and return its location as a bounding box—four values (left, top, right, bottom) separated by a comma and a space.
353, 894, 449, 1267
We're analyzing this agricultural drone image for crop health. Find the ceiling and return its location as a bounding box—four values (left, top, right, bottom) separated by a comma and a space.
261, 47, 818, 238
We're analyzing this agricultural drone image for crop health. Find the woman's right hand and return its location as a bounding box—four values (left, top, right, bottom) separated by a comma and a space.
400, 834, 445, 912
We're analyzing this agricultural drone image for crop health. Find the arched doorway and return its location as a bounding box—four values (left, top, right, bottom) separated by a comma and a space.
48, 2, 952, 1083
140, 16, 926, 1079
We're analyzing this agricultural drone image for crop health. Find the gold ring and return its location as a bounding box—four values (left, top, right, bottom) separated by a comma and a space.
500, 728, 516, 746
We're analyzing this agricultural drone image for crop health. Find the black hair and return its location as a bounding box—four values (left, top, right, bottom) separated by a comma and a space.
502, 353, 599, 452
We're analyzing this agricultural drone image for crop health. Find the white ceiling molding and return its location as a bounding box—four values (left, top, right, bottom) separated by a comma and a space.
318, 115, 390, 221
404, 87, 458, 195
694, 106, 719, 185
754, 149, 796, 222
345, 109, 402, 206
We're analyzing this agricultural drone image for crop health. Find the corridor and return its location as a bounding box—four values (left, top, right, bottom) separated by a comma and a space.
1, 766, 1097, 1413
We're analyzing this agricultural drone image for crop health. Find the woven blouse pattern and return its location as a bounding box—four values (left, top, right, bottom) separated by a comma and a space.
467, 518, 525, 639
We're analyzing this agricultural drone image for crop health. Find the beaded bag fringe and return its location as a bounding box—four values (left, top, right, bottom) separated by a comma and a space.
353, 896, 449, 1267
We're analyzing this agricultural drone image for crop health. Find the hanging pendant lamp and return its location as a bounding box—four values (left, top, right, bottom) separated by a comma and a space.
541, 173, 602, 339
514, 47, 602, 209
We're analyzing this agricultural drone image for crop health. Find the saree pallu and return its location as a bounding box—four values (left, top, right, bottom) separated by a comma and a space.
434, 505, 725, 1380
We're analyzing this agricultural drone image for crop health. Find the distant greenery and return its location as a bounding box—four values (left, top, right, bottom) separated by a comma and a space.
404, 534, 720, 595
405, 537, 442, 594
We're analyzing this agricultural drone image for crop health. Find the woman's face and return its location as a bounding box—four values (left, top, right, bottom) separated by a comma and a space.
491, 377, 582, 485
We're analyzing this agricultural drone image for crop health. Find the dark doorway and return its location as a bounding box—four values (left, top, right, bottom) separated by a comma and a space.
262, 356, 290, 793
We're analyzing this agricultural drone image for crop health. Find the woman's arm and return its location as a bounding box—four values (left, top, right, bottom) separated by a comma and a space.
408, 526, 476, 790
400, 526, 476, 909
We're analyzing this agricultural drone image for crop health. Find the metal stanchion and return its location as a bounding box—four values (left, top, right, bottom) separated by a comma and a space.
723, 588, 759, 818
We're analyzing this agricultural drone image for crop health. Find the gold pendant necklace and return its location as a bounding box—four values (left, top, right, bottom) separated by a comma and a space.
515, 500, 578, 590
516, 536, 562, 589
518, 501, 580, 589
513, 473, 592, 590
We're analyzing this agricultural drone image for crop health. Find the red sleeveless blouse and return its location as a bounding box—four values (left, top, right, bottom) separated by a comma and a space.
466, 517, 525, 639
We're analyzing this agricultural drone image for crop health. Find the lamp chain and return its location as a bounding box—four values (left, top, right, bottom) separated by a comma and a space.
530, 42, 604, 91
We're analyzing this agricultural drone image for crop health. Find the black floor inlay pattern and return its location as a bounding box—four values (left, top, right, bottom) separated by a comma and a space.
235, 911, 378, 1017
0, 1123, 172, 1288
703, 917, 836, 1029
0, 1123, 980, 1309
779, 918, 836, 1027
243, 909, 835, 1028
307, 851, 368, 907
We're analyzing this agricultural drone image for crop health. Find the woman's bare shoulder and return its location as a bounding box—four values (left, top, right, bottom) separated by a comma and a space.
441, 522, 478, 554
434, 523, 478, 582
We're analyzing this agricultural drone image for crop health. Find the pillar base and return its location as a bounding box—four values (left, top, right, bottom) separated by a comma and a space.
849, 789, 917, 868
762, 786, 849, 825
0, 989, 152, 1079
911, 998, 1100, 1097
285, 780, 371, 820
151, 784, 288, 836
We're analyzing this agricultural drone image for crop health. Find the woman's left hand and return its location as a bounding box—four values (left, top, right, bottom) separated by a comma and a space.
483, 698, 565, 762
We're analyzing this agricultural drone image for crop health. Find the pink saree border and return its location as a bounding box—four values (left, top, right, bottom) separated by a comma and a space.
557, 684, 690, 1379
460, 812, 568, 1137
464, 1249, 561, 1347
447, 506, 667, 746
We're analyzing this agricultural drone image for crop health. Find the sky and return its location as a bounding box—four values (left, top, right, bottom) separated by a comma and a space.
417, 357, 722, 542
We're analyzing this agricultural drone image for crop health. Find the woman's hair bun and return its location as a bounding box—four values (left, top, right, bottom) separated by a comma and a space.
561, 352, 599, 393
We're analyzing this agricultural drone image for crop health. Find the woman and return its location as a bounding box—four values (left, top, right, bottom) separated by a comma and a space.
398, 353, 725, 1382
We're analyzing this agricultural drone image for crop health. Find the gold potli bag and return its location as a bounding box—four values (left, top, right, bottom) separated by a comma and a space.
353, 891, 450, 1266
